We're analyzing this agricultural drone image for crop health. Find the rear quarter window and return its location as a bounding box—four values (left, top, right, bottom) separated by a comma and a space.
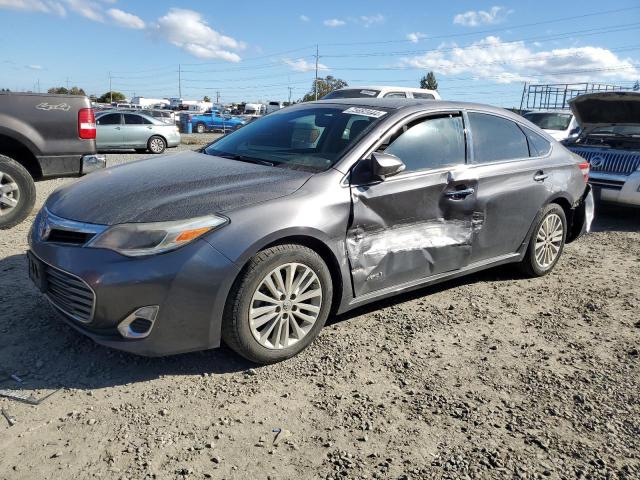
523, 127, 552, 157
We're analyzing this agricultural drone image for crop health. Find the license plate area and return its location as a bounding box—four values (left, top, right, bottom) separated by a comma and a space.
27, 251, 48, 293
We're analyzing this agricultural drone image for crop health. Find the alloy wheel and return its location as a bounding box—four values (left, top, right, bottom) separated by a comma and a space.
249, 262, 323, 349
0, 171, 20, 216
149, 138, 164, 153
534, 213, 564, 269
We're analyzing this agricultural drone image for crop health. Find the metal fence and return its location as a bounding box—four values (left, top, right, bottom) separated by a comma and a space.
519, 82, 633, 111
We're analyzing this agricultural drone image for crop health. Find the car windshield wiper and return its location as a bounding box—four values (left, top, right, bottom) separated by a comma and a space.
210, 151, 275, 167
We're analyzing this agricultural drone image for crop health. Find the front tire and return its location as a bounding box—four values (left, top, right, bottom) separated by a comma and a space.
519, 204, 567, 277
222, 244, 333, 364
147, 136, 166, 154
196, 123, 206, 134
0, 154, 36, 230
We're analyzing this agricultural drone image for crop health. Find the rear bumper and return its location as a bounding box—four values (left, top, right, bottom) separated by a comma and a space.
590, 171, 640, 207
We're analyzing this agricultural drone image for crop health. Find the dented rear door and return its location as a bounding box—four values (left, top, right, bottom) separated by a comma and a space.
347, 168, 478, 296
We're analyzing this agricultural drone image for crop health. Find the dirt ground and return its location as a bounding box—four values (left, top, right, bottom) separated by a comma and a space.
0, 142, 638, 479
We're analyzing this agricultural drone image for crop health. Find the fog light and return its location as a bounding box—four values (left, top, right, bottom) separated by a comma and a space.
117, 306, 159, 339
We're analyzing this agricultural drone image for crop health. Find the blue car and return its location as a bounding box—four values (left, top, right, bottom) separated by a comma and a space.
191, 110, 246, 133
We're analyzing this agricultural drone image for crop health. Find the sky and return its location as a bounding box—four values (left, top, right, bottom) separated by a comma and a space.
0, 0, 639, 107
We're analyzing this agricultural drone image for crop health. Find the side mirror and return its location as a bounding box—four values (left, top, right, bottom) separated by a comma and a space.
371, 152, 406, 179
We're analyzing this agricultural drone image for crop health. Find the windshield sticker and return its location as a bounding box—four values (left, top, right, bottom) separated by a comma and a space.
343, 107, 387, 118
360, 90, 378, 96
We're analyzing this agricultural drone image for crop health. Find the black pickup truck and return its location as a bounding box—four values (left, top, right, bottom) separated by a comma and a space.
0, 92, 105, 229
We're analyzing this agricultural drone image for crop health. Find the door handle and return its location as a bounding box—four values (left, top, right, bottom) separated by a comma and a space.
445, 187, 475, 200
534, 171, 548, 182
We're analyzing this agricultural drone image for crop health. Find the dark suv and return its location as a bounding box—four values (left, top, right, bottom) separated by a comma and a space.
28, 99, 593, 364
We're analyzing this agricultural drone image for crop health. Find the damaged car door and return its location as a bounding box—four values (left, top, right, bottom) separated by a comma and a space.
347, 112, 478, 296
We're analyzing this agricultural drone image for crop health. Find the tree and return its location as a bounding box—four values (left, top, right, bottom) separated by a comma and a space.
203, 95, 211, 102
48, 86, 86, 95
97, 91, 126, 104
302, 75, 348, 102
633, 80, 640, 92
419, 71, 438, 90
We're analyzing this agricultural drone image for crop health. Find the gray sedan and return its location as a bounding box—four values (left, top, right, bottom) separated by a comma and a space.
28, 99, 593, 364
96, 111, 180, 153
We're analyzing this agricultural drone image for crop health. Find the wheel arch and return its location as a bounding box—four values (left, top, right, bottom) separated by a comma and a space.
0, 133, 42, 179
224, 232, 346, 317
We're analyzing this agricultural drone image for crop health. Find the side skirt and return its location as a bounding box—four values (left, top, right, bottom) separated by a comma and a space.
340, 252, 522, 313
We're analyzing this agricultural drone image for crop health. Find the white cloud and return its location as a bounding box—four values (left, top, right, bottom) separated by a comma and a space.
64, 0, 103, 21
453, 6, 511, 27
107, 8, 144, 29
154, 8, 244, 62
323, 18, 345, 27
0, 0, 66, 16
359, 14, 384, 27
299, 14, 309, 22
402, 36, 640, 83
406, 32, 427, 44
27, 64, 43, 69
283, 57, 329, 72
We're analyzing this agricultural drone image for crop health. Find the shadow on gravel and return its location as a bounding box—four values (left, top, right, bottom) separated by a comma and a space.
0, 204, 635, 394
0, 254, 252, 395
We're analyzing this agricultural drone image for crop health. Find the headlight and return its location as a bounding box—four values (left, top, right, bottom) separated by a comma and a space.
87, 215, 228, 257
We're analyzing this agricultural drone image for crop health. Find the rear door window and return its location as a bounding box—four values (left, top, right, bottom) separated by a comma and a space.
383, 115, 466, 172
468, 112, 529, 163
124, 114, 144, 125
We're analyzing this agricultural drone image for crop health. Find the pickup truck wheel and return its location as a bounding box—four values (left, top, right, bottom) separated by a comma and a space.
0, 154, 36, 230
196, 123, 206, 134
147, 136, 166, 154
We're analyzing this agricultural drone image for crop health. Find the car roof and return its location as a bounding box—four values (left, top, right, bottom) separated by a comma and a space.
339, 85, 438, 93
524, 110, 573, 115
308, 97, 510, 114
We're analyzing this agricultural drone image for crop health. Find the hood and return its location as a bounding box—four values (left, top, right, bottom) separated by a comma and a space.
569, 92, 640, 130
46, 151, 313, 225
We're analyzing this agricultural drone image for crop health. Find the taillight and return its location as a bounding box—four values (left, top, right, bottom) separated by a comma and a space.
78, 108, 96, 139
578, 161, 590, 182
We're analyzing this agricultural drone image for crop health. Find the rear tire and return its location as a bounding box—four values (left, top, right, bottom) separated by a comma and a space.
196, 123, 206, 134
147, 136, 166, 154
0, 154, 36, 230
222, 244, 333, 364
519, 204, 567, 277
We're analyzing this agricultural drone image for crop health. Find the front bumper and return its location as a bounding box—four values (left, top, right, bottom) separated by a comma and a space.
28, 235, 239, 356
589, 171, 640, 207
81, 154, 107, 174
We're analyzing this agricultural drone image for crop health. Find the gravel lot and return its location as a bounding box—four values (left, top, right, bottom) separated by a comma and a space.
0, 137, 638, 480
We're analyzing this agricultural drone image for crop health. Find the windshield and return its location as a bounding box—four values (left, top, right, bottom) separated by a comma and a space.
524, 112, 572, 131
322, 89, 381, 99
204, 105, 389, 172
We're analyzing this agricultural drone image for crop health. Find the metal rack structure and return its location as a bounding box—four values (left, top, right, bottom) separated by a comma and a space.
519, 82, 632, 111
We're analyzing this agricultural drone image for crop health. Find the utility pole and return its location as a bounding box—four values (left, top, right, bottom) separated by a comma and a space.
314, 44, 319, 101
66, 77, 69, 90
288, 86, 293, 104
36, 79, 40, 93
178, 64, 182, 99
216, 90, 220, 104
109, 72, 112, 104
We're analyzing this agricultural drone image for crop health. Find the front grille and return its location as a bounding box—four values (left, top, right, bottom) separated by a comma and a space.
569, 147, 640, 175
47, 229, 96, 245
44, 265, 95, 323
